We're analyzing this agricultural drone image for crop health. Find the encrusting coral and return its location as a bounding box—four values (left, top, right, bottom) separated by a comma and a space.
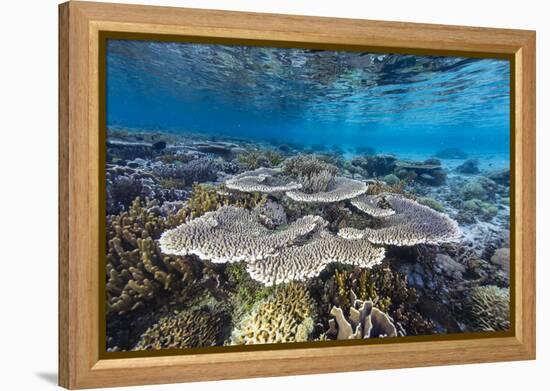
328, 291, 398, 339
466, 285, 510, 331
338, 194, 460, 245
133, 307, 229, 350
246, 231, 385, 286
230, 283, 314, 344
159, 205, 326, 263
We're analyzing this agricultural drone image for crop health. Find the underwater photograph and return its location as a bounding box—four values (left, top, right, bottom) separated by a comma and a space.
104, 39, 511, 352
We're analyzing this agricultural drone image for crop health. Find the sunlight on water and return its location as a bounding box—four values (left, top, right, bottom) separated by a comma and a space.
107, 40, 510, 156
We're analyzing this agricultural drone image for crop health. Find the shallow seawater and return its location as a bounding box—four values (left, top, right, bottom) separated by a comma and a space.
104, 39, 511, 352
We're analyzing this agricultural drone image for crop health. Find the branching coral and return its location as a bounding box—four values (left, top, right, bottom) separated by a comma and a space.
106, 198, 198, 315
467, 285, 510, 331
187, 183, 266, 218
283, 154, 339, 192
338, 194, 460, 245
106, 165, 186, 214
133, 307, 229, 350
159, 206, 326, 263
225, 168, 302, 193
316, 266, 433, 337
246, 232, 385, 286
286, 177, 368, 203
328, 292, 398, 339
230, 283, 314, 344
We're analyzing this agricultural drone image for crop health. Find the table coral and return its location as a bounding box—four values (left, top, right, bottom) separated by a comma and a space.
338, 194, 460, 245
246, 231, 385, 286
286, 177, 368, 203
159, 205, 327, 263
225, 168, 302, 193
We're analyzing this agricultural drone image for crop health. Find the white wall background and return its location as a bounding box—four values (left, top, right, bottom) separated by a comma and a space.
0, 0, 546, 389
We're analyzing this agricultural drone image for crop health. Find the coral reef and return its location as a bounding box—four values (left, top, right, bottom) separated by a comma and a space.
151, 156, 223, 185
394, 159, 446, 186
416, 196, 445, 212
350, 194, 396, 217
106, 165, 186, 214
349, 154, 397, 177
328, 293, 398, 339
466, 285, 510, 331
456, 159, 480, 174
383, 173, 400, 185
246, 231, 385, 286
286, 177, 368, 203
104, 128, 510, 351
106, 198, 198, 316
490, 248, 510, 281
187, 183, 266, 218
225, 168, 302, 193
134, 307, 229, 350
253, 199, 288, 228
230, 283, 314, 344
338, 194, 460, 245
159, 206, 326, 263
283, 154, 339, 192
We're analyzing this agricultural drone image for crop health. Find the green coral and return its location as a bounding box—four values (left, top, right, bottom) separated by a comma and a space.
463, 198, 498, 221
383, 173, 400, 186
237, 149, 265, 169
264, 150, 284, 166
417, 196, 445, 212
461, 180, 487, 200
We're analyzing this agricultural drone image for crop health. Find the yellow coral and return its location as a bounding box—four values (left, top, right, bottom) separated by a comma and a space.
230, 283, 314, 345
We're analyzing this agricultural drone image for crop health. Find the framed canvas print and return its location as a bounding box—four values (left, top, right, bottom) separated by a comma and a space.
58, 1, 536, 389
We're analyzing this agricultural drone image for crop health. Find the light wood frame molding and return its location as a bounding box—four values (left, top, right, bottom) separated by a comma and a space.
59, 1, 536, 389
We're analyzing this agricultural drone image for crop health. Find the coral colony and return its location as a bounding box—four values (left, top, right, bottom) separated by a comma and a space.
105, 42, 511, 351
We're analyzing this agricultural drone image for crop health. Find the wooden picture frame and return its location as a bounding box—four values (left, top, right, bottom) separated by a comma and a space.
59, 1, 536, 389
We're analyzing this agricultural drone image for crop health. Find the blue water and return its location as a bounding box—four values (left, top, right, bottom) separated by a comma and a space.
106, 39, 510, 157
